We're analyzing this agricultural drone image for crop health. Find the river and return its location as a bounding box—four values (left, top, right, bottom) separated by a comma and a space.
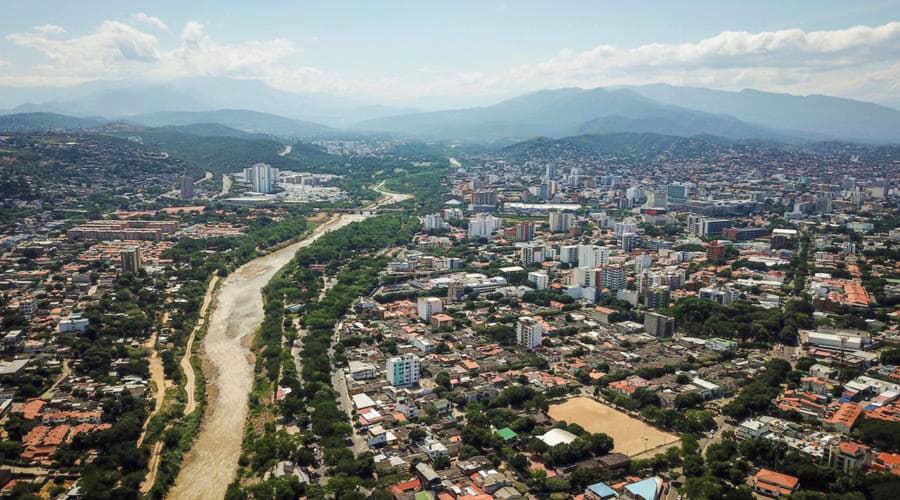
169, 189, 410, 499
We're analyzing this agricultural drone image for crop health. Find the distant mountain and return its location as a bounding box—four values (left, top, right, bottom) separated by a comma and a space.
0, 112, 107, 132
629, 84, 900, 143
0, 77, 417, 127
126, 109, 331, 138
355, 88, 789, 142
155, 123, 264, 139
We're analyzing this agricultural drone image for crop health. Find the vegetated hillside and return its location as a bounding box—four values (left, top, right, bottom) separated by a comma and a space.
154, 123, 264, 139
106, 129, 337, 174
126, 109, 331, 138
630, 84, 900, 143
355, 87, 787, 142
0, 112, 107, 132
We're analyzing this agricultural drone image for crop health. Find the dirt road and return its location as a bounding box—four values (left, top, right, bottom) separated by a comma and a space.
168, 214, 366, 500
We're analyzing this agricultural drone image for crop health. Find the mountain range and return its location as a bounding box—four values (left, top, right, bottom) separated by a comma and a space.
1, 78, 899, 144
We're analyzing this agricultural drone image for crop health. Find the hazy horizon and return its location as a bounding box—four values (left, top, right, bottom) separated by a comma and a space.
2, 1, 900, 109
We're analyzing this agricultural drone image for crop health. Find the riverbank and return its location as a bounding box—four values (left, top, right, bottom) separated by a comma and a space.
168, 213, 365, 500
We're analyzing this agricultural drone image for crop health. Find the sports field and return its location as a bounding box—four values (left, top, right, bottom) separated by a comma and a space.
547, 396, 679, 457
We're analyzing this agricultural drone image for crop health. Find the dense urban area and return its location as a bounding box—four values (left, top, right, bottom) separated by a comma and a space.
1, 125, 899, 500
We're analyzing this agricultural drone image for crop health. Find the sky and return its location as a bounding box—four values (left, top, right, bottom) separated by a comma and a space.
2, 1, 900, 108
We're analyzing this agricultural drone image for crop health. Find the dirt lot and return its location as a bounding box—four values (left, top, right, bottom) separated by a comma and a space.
548, 396, 680, 457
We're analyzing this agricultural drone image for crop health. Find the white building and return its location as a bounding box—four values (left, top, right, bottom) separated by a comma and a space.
424, 214, 447, 232
578, 244, 609, 268
517, 316, 544, 350
520, 243, 545, 266
528, 271, 549, 290
348, 360, 377, 380
634, 254, 653, 274
468, 214, 502, 239
58, 313, 90, 334
559, 245, 579, 264
245, 162, 279, 194
599, 265, 626, 292
386, 353, 421, 387
417, 297, 443, 321
549, 211, 575, 233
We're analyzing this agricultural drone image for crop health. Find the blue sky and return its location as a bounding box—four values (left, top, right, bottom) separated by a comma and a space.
2, 1, 900, 107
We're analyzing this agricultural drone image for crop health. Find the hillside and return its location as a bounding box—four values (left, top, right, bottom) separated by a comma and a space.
105, 128, 338, 174
355, 88, 785, 142
126, 109, 331, 138
630, 84, 900, 143
0, 112, 107, 132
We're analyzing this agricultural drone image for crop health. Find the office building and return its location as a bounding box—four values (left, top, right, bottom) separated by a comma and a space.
386, 353, 421, 387
179, 176, 194, 199
666, 183, 692, 205
121, 246, 142, 274
467, 214, 502, 239
417, 297, 443, 321
517, 317, 544, 350
644, 312, 675, 337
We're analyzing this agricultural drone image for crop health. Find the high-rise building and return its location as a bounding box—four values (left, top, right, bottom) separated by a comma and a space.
467, 214, 502, 239
121, 246, 142, 274
667, 183, 692, 205
615, 219, 637, 235
386, 353, 421, 387
424, 214, 447, 232
528, 271, 549, 290
634, 254, 653, 274
417, 297, 443, 321
571, 267, 597, 288
578, 245, 609, 268
645, 286, 670, 309
245, 162, 279, 193
620, 232, 640, 252
559, 245, 579, 264
645, 312, 675, 337
179, 176, 195, 199
599, 265, 626, 292
520, 244, 545, 266
517, 316, 544, 350
549, 211, 575, 233
515, 222, 535, 241
471, 190, 498, 206
646, 191, 668, 208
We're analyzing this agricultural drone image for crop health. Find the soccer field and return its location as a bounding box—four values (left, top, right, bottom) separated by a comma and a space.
548, 396, 680, 457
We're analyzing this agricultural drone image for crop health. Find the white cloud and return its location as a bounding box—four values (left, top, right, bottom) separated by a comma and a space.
33, 24, 66, 35
4, 20, 297, 84
131, 13, 168, 31
3, 19, 900, 106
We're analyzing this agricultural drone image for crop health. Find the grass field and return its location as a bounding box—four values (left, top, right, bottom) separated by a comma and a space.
548, 396, 680, 457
